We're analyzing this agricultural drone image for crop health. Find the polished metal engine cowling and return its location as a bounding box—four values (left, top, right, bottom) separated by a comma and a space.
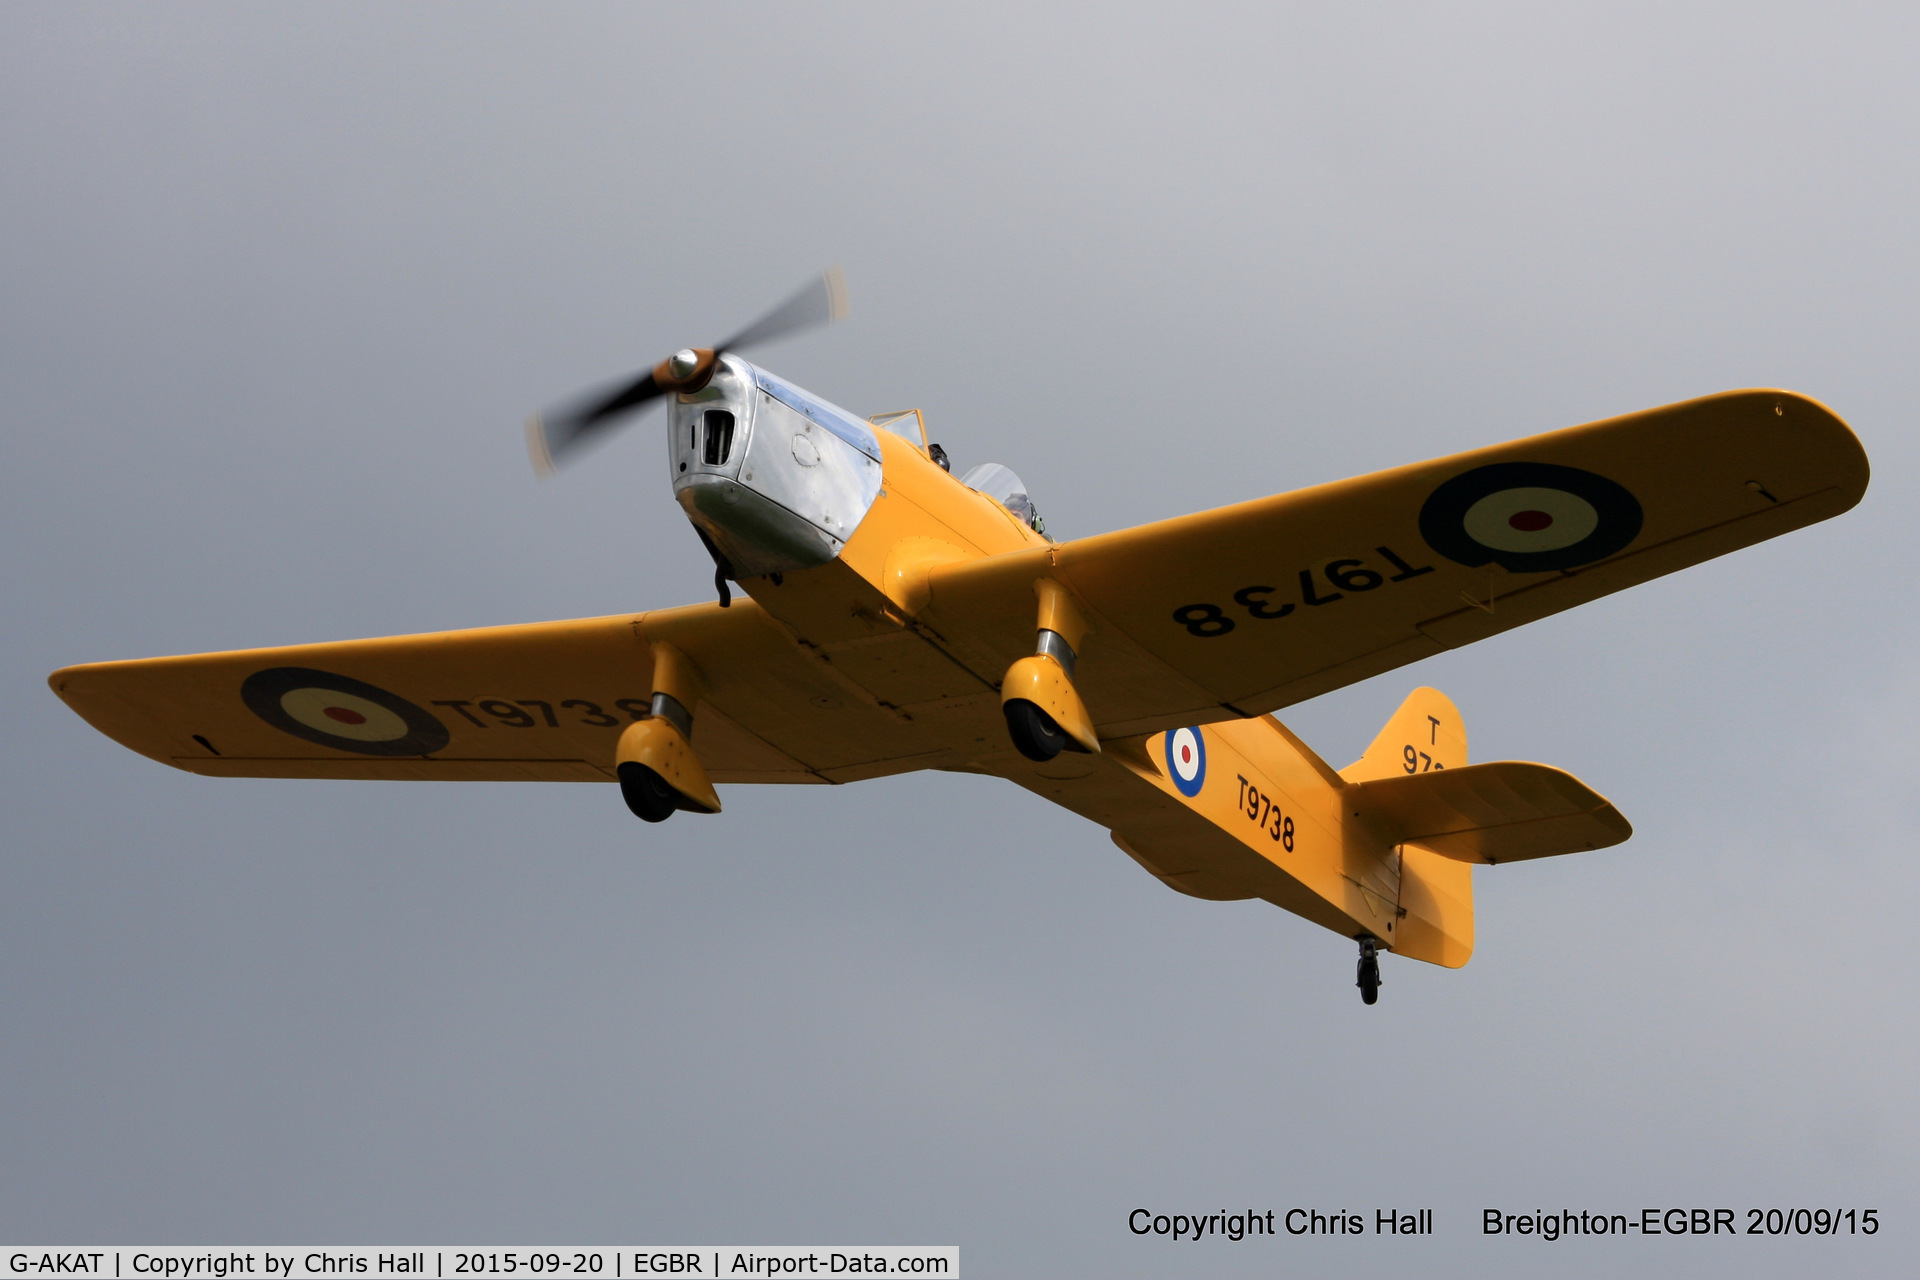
668, 355, 883, 578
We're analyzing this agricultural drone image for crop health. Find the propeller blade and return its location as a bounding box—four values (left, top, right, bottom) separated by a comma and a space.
525, 267, 848, 477
526, 369, 661, 476
715, 265, 850, 353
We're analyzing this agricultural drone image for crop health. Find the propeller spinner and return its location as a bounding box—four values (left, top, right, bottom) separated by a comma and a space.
526, 266, 850, 475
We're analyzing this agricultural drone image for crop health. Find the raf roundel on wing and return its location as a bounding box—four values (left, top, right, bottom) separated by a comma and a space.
1166, 727, 1207, 797
240, 667, 450, 757
1418, 461, 1643, 573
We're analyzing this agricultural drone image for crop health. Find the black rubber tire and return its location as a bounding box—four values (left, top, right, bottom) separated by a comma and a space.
1005, 699, 1069, 762
618, 762, 680, 823
1357, 956, 1381, 1006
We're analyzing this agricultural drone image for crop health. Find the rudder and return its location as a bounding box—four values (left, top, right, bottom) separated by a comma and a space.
1344, 687, 1474, 968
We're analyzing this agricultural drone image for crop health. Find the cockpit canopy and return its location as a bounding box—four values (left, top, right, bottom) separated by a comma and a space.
960, 462, 1045, 536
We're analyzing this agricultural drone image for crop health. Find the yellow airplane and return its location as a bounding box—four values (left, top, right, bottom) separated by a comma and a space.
48, 270, 1869, 1004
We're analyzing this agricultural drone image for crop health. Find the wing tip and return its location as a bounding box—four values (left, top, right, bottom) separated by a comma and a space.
1697, 388, 1870, 502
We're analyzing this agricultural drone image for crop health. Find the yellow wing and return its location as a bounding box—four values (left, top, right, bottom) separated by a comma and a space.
49, 600, 951, 784
919, 389, 1868, 737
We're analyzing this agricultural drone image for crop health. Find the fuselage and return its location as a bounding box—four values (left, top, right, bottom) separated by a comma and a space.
662, 360, 1470, 964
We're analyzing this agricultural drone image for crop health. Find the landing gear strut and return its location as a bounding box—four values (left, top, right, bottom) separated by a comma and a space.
1355, 936, 1382, 1006
1000, 581, 1098, 762
613, 641, 724, 823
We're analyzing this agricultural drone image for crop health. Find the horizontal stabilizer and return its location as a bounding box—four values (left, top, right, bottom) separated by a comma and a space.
1348, 761, 1630, 864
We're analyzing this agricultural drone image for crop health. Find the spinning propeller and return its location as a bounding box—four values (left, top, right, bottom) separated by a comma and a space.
526, 266, 851, 475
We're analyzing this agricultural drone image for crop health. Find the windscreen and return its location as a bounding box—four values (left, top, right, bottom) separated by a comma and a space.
959, 462, 1044, 534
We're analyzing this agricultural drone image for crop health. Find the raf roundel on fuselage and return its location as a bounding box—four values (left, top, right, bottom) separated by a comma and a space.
1166, 727, 1207, 797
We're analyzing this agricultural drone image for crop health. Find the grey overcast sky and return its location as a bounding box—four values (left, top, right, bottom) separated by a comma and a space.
2, 3, 1915, 1276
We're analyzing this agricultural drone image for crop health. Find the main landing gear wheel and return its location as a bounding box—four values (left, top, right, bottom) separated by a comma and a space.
618, 762, 679, 823
1356, 936, 1382, 1006
1005, 698, 1069, 762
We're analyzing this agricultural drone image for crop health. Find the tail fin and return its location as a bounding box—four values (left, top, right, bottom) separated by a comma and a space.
1343, 688, 1475, 969
1342, 686, 1468, 782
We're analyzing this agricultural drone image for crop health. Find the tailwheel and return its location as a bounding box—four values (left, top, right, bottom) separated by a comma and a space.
1356, 936, 1382, 1006
618, 762, 680, 823
1005, 698, 1070, 762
